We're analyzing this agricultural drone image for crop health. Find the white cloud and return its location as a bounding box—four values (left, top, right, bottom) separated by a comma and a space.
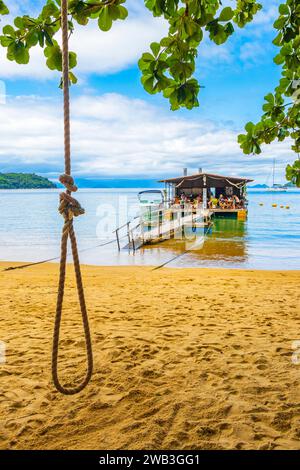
251, 1, 278, 27
70, 17, 166, 76
0, 1, 293, 185
0, 0, 279, 80
0, 92, 295, 183
240, 40, 271, 63
0, 0, 167, 79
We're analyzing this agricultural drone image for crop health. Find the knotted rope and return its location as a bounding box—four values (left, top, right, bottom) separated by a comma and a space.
52, 0, 93, 395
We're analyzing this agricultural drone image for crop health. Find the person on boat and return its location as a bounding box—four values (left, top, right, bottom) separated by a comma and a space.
208, 196, 218, 209
191, 195, 200, 210
218, 194, 226, 209
226, 196, 234, 209
196, 194, 203, 206
232, 195, 240, 209
180, 192, 187, 208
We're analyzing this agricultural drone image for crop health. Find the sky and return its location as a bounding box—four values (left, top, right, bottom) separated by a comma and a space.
0, 0, 293, 184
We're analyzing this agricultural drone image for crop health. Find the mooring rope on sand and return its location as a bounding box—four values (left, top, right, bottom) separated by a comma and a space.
1, 238, 119, 273
152, 251, 188, 270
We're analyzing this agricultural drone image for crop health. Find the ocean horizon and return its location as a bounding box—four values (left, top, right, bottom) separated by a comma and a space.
1, 187, 300, 270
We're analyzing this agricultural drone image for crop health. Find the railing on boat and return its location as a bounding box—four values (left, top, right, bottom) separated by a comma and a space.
113, 203, 207, 251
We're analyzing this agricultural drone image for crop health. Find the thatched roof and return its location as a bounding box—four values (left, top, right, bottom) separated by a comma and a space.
159, 172, 253, 188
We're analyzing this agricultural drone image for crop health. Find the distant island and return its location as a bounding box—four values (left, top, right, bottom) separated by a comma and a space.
250, 183, 294, 188
0, 173, 57, 189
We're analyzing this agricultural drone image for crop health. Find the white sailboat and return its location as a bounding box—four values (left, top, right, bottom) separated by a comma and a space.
267, 158, 287, 192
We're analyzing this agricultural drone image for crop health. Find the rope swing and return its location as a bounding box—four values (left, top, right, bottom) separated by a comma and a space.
51, 0, 93, 395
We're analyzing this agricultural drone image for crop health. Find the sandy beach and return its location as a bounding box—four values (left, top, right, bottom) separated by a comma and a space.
0, 261, 300, 450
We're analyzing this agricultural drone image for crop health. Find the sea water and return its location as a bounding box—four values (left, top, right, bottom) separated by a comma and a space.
0, 188, 299, 270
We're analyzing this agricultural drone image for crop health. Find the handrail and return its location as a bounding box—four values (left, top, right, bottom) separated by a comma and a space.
113, 201, 204, 234
113, 203, 205, 251
112, 215, 139, 233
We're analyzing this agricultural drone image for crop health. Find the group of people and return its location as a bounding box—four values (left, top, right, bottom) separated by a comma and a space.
174, 193, 202, 207
172, 192, 244, 210
208, 194, 243, 210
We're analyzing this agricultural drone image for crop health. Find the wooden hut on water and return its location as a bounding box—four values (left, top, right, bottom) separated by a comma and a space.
159, 169, 253, 219
115, 169, 253, 250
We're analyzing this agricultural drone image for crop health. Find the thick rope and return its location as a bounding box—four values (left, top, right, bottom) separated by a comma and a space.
52, 0, 93, 395
2, 237, 118, 273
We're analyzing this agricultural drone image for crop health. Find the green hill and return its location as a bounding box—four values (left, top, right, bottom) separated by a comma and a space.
0, 173, 57, 189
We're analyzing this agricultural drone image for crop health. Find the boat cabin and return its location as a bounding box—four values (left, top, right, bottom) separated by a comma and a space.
159, 171, 253, 218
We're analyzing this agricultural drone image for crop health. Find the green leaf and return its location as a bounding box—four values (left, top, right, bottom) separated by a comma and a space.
273, 32, 283, 46
44, 44, 76, 73
150, 42, 160, 57
14, 16, 25, 29
224, 22, 234, 35
0, 1, 9, 15
219, 7, 234, 22
273, 53, 284, 65
69, 51, 77, 69
279, 4, 289, 15
8, 41, 30, 64
26, 30, 39, 48
98, 7, 113, 32
44, 44, 62, 71
44, 29, 54, 46
265, 93, 274, 104
117, 5, 128, 20
140, 52, 155, 62
160, 37, 172, 47
245, 122, 255, 133
69, 71, 78, 84
0, 35, 13, 46
286, 161, 300, 186
141, 75, 155, 94
108, 5, 120, 21
38, 31, 45, 48
3, 25, 15, 37
41, 2, 59, 19
273, 16, 287, 30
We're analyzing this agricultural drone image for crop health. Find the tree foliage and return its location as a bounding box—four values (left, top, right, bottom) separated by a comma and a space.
139, 0, 261, 110
1, 1, 299, 185
0, 1, 8, 15
0, 0, 261, 103
0, 172, 57, 189
238, 0, 300, 186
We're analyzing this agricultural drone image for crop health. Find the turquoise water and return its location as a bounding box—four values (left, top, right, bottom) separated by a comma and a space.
0, 188, 300, 269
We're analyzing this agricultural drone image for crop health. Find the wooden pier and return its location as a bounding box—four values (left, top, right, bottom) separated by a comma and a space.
115, 206, 209, 251
141, 208, 206, 245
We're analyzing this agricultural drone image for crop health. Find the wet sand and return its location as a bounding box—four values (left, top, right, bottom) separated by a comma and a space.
0, 262, 300, 450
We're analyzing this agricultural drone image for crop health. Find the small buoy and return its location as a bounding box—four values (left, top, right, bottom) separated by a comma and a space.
272, 204, 277, 207
286, 205, 290, 209
259, 203, 264, 206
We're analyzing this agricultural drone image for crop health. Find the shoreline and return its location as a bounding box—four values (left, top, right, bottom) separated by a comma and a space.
1, 260, 300, 273
1, 262, 300, 450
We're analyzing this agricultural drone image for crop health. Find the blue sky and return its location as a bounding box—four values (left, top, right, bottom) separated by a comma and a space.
0, 0, 292, 184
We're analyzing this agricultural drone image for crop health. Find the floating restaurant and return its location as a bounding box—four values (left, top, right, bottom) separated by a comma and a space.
115, 169, 253, 250
160, 169, 253, 218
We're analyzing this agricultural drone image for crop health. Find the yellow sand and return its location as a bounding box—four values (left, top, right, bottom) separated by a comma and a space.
0, 262, 300, 450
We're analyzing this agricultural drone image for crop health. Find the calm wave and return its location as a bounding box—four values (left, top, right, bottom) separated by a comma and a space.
1, 188, 300, 269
